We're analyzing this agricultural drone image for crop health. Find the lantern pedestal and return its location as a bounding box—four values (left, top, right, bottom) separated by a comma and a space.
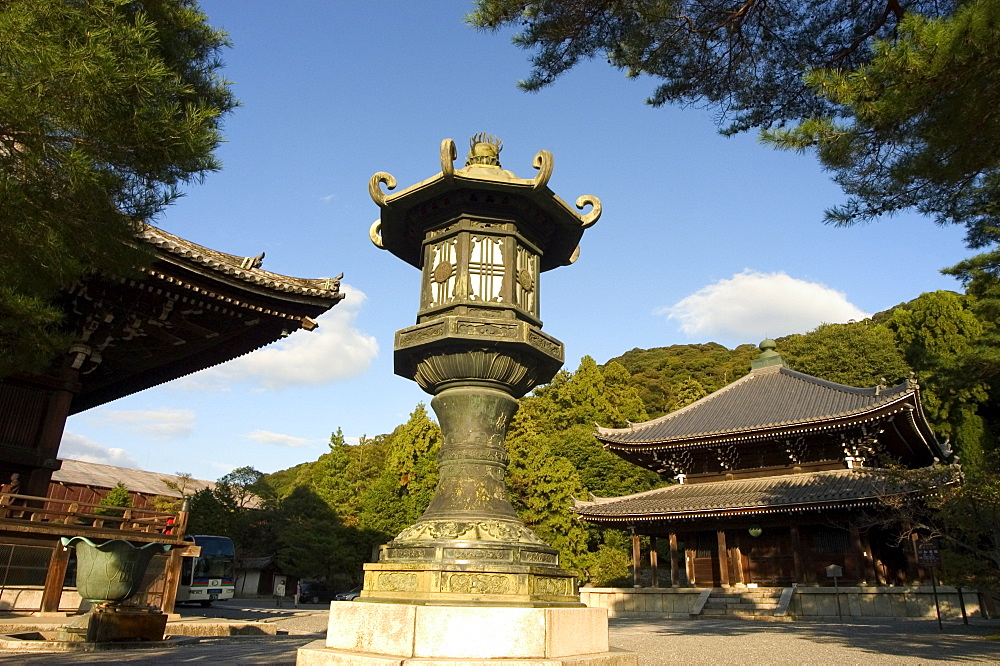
297, 602, 635, 665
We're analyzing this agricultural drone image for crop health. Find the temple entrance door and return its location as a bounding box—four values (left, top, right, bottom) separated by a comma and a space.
692, 532, 721, 587
743, 528, 795, 586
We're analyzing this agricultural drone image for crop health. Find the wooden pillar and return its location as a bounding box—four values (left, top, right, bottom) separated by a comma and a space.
40, 541, 70, 613
160, 547, 184, 615
649, 536, 659, 588
790, 524, 804, 584
669, 532, 680, 587
631, 532, 642, 587
716, 530, 730, 587
686, 545, 696, 586
850, 523, 876, 585
733, 538, 746, 585
24, 367, 80, 498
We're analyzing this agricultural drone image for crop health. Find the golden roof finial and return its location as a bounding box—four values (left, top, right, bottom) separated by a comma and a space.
466, 133, 502, 168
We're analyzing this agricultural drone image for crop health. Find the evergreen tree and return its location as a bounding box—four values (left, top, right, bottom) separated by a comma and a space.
777, 320, 912, 387
505, 413, 590, 571
520, 357, 660, 498
359, 405, 441, 538
187, 467, 276, 557
274, 486, 380, 584
94, 481, 132, 519
886, 291, 992, 467
1, 0, 236, 376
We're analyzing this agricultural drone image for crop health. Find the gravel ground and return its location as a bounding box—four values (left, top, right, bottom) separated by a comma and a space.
0, 601, 997, 664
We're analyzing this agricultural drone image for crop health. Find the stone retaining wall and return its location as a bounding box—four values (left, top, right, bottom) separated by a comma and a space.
0, 586, 85, 613
580, 586, 987, 621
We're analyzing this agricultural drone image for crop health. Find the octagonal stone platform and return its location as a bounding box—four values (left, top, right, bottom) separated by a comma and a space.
296, 601, 636, 665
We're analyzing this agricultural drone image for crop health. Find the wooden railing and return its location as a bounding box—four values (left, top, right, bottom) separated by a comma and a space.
0, 493, 187, 540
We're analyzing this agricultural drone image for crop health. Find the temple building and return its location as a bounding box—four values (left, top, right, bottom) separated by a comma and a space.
576, 340, 949, 589
0, 224, 344, 613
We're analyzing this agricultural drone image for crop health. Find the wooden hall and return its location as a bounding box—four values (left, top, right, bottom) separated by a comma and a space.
576, 341, 949, 589
0, 225, 344, 613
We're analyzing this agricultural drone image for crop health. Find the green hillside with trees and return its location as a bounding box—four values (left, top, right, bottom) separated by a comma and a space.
184, 287, 999, 589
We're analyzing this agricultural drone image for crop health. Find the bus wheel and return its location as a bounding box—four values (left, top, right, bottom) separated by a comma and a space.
200, 600, 212, 608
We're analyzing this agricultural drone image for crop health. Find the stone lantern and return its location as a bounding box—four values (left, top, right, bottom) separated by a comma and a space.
298, 136, 634, 664
362, 134, 600, 607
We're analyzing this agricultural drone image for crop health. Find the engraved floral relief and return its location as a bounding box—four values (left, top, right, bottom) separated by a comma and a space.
398, 322, 445, 347
386, 547, 434, 560
520, 550, 558, 565
447, 573, 511, 595
394, 519, 545, 544
455, 321, 518, 338
378, 572, 418, 592
532, 576, 571, 596
443, 548, 509, 561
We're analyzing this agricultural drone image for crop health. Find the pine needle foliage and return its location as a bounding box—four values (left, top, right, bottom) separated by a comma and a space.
0, 0, 236, 376
762, 0, 1000, 245
469, 0, 956, 135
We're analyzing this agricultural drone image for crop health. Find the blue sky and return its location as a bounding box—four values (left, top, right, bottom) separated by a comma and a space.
62, 2, 971, 480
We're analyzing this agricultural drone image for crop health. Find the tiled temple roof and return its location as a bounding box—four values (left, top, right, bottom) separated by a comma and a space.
53, 459, 213, 498
575, 468, 919, 522
139, 225, 344, 301
597, 364, 917, 446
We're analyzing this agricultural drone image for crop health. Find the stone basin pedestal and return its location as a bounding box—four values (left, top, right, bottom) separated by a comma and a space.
59, 606, 169, 644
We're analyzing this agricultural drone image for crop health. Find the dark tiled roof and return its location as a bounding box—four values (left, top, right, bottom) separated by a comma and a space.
52, 459, 214, 498
597, 365, 914, 445
575, 469, 913, 521
140, 225, 344, 301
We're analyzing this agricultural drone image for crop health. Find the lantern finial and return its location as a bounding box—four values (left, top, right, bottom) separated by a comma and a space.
466, 132, 502, 168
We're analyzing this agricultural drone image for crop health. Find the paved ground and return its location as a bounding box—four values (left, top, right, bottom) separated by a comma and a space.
0, 599, 997, 664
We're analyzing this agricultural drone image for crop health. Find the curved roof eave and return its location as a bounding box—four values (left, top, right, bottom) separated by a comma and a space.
138, 224, 345, 303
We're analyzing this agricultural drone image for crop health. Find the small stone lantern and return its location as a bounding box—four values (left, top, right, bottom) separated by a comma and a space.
363, 134, 601, 607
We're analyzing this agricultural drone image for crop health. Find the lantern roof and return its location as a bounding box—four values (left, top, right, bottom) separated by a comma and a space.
369, 135, 601, 271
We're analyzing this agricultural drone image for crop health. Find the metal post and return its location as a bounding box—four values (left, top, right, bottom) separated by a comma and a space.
958, 586, 969, 625
834, 574, 842, 620
931, 567, 942, 631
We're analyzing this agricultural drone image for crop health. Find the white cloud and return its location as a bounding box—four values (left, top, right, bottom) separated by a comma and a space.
243, 429, 315, 448
87, 407, 196, 440
60, 432, 142, 468
178, 284, 378, 391
660, 270, 870, 343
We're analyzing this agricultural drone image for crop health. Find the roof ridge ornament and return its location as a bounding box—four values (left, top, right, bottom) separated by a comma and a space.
750, 338, 786, 371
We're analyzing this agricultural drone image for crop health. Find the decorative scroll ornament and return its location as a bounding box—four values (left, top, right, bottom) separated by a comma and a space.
369, 171, 397, 207
532, 149, 553, 190
575, 195, 602, 228
369, 220, 384, 249
441, 138, 457, 182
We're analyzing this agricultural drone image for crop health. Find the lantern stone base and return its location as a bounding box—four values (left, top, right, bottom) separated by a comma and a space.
295, 602, 636, 665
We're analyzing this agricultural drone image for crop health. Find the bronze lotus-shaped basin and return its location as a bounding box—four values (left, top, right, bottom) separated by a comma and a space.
61, 537, 169, 605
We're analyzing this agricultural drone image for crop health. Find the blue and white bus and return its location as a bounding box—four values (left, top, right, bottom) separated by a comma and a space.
176, 535, 236, 607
